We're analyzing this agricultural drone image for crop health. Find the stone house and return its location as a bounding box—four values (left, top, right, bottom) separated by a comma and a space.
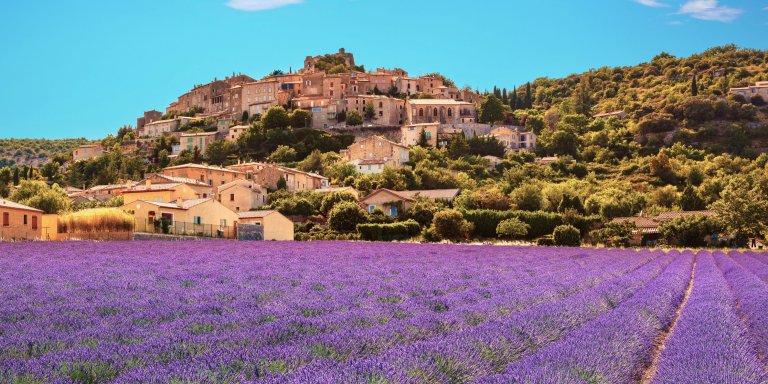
340, 135, 410, 168
359, 188, 460, 217
162, 163, 245, 187
216, 179, 268, 212
406, 99, 476, 125
0, 199, 43, 241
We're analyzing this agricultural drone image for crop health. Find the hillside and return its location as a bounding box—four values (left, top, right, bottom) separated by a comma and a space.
501, 45, 768, 156
0, 138, 88, 167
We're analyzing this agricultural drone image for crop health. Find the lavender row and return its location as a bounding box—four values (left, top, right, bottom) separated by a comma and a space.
268, 251, 675, 383
483, 250, 695, 383
715, 251, 768, 367
650, 252, 766, 384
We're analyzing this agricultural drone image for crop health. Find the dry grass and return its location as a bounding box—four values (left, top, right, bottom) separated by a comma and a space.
57, 208, 133, 233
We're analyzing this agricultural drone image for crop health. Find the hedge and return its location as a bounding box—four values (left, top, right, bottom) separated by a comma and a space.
462, 210, 563, 239
357, 219, 421, 241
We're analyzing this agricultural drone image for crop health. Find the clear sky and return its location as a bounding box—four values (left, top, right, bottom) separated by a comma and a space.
0, 0, 765, 139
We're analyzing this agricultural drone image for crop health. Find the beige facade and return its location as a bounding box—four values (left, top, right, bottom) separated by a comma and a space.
162, 163, 245, 187
140, 118, 184, 137
401, 123, 439, 147
487, 126, 537, 153
416, 76, 445, 95
0, 199, 43, 241
406, 99, 476, 124
730, 81, 768, 101
345, 95, 404, 126
216, 179, 268, 212
178, 132, 217, 154
72, 144, 104, 162
243, 79, 280, 115
293, 96, 344, 129
123, 198, 239, 229
237, 210, 294, 241
395, 76, 418, 96
227, 162, 329, 191
341, 135, 410, 167
227, 125, 249, 142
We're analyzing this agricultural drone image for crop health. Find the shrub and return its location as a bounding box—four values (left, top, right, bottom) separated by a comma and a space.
496, 218, 529, 240
357, 220, 421, 241
553, 224, 581, 246
328, 201, 368, 232
658, 214, 721, 247
462, 209, 563, 239
431, 209, 473, 241
589, 221, 635, 247
319, 191, 357, 216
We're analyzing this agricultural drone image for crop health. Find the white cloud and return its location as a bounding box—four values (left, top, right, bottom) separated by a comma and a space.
678, 0, 743, 22
668, 20, 685, 25
226, 0, 304, 11
634, 0, 668, 7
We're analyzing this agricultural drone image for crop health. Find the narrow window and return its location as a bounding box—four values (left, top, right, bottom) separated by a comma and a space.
31, 216, 37, 230
2, 212, 9, 226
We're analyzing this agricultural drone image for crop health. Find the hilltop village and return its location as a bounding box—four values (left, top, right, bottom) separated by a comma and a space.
2, 46, 768, 247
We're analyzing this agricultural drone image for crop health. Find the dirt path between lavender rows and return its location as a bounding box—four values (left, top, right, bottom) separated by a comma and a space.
639, 256, 697, 384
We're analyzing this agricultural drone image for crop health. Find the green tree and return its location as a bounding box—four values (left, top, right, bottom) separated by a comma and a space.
404, 198, 442, 227
328, 201, 368, 232
659, 214, 719, 247
40, 161, 61, 184
364, 102, 376, 120
262, 106, 291, 129
524, 82, 533, 109
710, 177, 768, 241
417, 128, 430, 147
510, 86, 518, 110
241, 110, 249, 123
431, 209, 473, 241
204, 140, 237, 166
320, 191, 358, 215
496, 218, 530, 240
12, 168, 20, 186
448, 133, 469, 159
479, 95, 505, 125
290, 109, 312, 128
510, 184, 543, 211
553, 224, 581, 246
680, 185, 706, 211
276, 176, 287, 190
346, 110, 363, 126
691, 73, 698, 96
10, 180, 70, 214
268, 145, 298, 163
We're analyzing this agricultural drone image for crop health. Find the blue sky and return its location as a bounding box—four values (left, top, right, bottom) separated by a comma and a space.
0, 0, 765, 139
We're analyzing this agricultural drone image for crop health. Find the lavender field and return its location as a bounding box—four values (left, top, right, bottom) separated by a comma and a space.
0, 242, 767, 383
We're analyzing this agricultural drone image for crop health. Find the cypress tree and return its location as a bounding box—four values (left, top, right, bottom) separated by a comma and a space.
12, 168, 19, 185
691, 73, 698, 96
524, 82, 533, 109
501, 88, 508, 105
510, 86, 518, 110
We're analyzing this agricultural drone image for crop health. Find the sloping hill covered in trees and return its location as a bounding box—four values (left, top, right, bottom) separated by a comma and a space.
0, 138, 88, 167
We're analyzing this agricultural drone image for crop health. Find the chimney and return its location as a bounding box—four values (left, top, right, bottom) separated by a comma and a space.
145, 179, 151, 188
176, 197, 184, 206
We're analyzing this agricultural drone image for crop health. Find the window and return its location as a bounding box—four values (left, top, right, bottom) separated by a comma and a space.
23, 215, 27, 225
418, 108, 424, 117
448, 109, 452, 116
426, 132, 432, 139
390, 206, 397, 217
433, 109, 438, 117
194, 216, 202, 225
230, 194, 235, 201
2, 212, 8, 227
220, 219, 227, 227
31, 216, 37, 230
368, 204, 376, 213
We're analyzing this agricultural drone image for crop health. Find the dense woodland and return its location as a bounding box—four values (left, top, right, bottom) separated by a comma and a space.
2, 45, 768, 246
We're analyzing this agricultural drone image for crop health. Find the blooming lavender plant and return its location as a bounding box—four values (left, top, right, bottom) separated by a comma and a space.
0, 242, 766, 383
